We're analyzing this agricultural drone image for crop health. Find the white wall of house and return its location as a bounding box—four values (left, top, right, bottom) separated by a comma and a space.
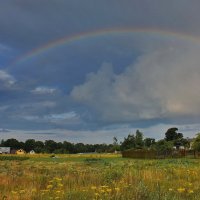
0, 147, 10, 154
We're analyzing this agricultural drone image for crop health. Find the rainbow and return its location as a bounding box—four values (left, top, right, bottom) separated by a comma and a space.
9, 27, 200, 67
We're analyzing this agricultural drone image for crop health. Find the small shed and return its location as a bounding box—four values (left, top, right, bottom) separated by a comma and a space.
16, 149, 26, 155
29, 150, 35, 154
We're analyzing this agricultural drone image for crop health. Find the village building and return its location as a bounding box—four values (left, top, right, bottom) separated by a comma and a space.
29, 150, 35, 154
10, 149, 17, 154
16, 149, 26, 155
0, 147, 10, 154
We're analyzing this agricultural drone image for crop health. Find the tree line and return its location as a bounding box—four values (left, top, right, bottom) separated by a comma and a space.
0, 138, 117, 154
121, 128, 191, 152
1, 127, 199, 153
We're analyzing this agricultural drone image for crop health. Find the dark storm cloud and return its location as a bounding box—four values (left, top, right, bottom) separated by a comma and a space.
1, 0, 200, 50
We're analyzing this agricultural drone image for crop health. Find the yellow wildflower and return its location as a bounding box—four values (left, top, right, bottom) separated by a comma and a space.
188, 190, 194, 194
54, 177, 62, 182
106, 189, 112, 193
101, 185, 108, 188
47, 185, 53, 189
177, 188, 185, 193
91, 186, 97, 190
32, 189, 37, 193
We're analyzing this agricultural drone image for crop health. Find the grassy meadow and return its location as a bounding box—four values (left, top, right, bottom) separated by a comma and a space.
0, 153, 200, 200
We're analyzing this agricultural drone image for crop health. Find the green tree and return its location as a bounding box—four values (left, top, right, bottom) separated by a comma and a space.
155, 139, 173, 152
35, 141, 45, 153
165, 128, 183, 141
0, 139, 5, 146
24, 139, 36, 152
113, 137, 118, 146
3, 138, 23, 149
74, 143, 87, 153
192, 133, 200, 151
63, 141, 74, 153
144, 138, 155, 148
120, 134, 136, 151
44, 140, 57, 153
113, 137, 120, 151
135, 130, 144, 149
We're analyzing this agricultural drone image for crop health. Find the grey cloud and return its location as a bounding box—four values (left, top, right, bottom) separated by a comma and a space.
0, 127, 129, 143
1, 1, 200, 50
71, 43, 200, 124
1, 122, 200, 143
44, 112, 78, 121
0, 128, 10, 132
22, 111, 78, 121
31, 86, 58, 95
0, 70, 16, 90
19, 111, 80, 128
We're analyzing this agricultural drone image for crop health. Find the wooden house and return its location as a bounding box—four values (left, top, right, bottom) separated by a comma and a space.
16, 149, 26, 155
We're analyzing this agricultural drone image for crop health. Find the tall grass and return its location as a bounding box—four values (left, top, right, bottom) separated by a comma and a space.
0, 154, 200, 199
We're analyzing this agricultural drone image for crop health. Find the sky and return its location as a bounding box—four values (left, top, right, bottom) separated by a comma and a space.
1, 0, 200, 143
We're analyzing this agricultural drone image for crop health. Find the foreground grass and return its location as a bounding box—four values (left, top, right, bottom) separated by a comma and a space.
0, 154, 200, 199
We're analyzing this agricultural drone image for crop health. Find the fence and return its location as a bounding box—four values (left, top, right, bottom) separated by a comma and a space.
122, 149, 157, 159
122, 149, 199, 159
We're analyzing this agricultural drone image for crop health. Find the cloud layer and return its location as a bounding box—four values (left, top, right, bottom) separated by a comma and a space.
1, 1, 200, 142
71, 44, 200, 123
0, 70, 15, 86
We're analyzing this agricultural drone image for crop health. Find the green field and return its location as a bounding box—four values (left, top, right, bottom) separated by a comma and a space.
0, 154, 200, 200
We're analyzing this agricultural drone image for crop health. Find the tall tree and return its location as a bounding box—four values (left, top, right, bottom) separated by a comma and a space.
113, 137, 120, 151
0, 139, 5, 146
34, 141, 45, 153
135, 130, 144, 148
165, 128, 183, 141
144, 138, 155, 148
44, 140, 57, 153
120, 134, 136, 151
192, 133, 200, 151
3, 138, 23, 149
63, 141, 74, 153
24, 139, 36, 152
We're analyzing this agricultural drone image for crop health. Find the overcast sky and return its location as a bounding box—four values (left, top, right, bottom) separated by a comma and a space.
1, 0, 200, 143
